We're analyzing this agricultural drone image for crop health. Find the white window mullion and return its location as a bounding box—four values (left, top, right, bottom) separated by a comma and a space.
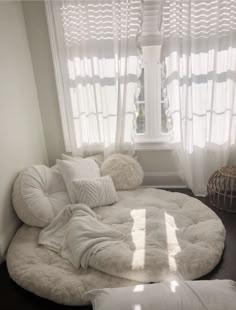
156, 62, 162, 139
138, 46, 164, 142
143, 49, 150, 137
136, 1, 170, 147
150, 52, 160, 139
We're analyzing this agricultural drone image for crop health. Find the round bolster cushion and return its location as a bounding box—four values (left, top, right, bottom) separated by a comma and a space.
12, 165, 70, 227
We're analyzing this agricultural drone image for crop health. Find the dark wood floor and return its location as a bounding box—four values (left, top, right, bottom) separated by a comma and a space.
1, 189, 236, 309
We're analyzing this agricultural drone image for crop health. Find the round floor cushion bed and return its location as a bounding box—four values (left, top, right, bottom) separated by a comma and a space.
7, 166, 226, 306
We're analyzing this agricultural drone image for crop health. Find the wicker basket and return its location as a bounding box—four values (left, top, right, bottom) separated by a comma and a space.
207, 166, 236, 212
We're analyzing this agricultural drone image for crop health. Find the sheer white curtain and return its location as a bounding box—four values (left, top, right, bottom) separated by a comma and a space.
47, 0, 142, 157
162, 0, 236, 195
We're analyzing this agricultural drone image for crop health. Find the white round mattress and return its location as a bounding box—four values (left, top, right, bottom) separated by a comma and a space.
7, 189, 226, 306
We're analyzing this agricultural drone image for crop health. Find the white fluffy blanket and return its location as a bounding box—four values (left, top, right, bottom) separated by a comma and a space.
39, 204, 125, 269
39, 189, 225, 283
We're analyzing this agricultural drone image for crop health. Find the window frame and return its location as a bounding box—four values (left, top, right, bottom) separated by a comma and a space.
46, 1, 170, 152
135, 45, 170, 148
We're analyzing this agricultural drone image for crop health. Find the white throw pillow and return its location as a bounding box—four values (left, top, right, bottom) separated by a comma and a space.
72, 176, 118, 208
101, 154, 144, 190
12, 165, 70, 227
86, 280, 236, 310
61, 153, 104, 167
57, 159, 100, 203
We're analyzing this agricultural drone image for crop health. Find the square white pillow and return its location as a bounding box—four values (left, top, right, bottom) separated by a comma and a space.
57, 158, 100, 203
61, 153, 104, 167
72, 175, 118, 208
86, 280, 236, 310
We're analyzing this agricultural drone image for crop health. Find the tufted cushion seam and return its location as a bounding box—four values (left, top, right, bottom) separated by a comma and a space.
19, 174, 48, 226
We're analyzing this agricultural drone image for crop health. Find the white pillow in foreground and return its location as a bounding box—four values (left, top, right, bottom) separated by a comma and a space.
86, 280, 236, 310
57, 158, 100, 203
73, 176, 118, 208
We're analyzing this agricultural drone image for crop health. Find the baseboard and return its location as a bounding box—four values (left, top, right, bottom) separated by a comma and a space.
141, 185, 187, 189
142, 171, 186, 188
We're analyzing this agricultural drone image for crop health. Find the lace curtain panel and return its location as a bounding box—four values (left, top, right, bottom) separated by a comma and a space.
162, 0, 236, 195
47, 0, 142, 157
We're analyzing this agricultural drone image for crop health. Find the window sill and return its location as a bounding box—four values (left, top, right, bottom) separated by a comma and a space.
135, 137, 173, 151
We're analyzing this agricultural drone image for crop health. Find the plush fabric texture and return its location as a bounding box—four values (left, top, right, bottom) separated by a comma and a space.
61, 153, 104, 167
7, 225, 137, 306
57, 159, 100, 203
38, 189, 225, 283
12, 165, 70, 227
7, 189, 225, 305
101, 154, 144, 190
39, 204, 124, 269
86, 280, 236, 310
72, 176, 118, 207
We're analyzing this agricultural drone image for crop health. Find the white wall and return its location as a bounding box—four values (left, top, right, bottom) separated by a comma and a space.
0, 1, 48, 260
229, 147, 236, 165
137, 149, 184, 187
22, 0, 65, 166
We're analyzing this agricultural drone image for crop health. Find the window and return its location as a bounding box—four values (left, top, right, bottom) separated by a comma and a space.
135, 45, 170, 144
136, 68, 145, 134
46, 0, 168, 152
46, 0, 143, 154
135, 0, 170, 147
